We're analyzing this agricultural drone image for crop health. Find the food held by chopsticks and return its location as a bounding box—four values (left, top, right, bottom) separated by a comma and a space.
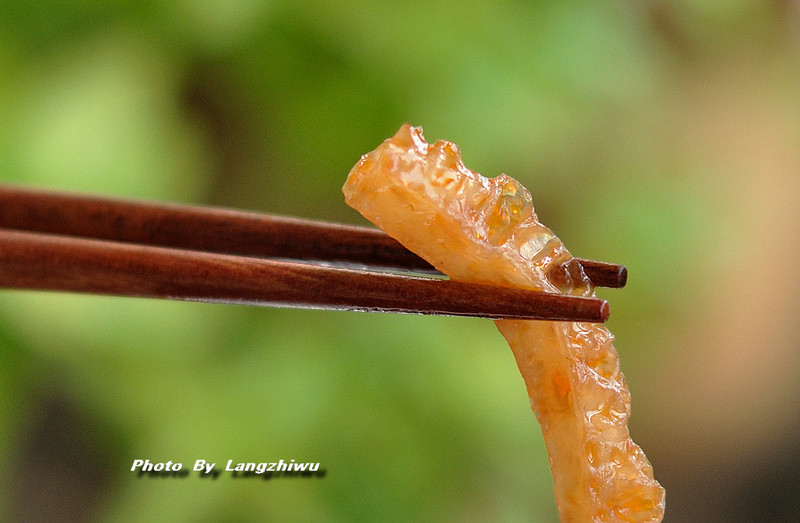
343, 124, 665, 521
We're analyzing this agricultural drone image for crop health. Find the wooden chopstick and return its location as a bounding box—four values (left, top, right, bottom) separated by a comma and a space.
0, 228, 609, 322
0, 184, 627, 288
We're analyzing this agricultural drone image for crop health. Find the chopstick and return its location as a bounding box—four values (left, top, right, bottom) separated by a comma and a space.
0, 184, 616, 322
0, 184, 627, 287
0, 229, 608, 321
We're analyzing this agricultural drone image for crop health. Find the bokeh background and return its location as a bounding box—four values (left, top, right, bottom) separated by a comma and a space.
1, 1, 799, 521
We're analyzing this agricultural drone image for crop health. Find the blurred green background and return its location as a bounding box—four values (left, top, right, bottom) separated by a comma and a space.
2, 1, 799, 521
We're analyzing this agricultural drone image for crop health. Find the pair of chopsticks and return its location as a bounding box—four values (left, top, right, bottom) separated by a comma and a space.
0, 184, 625, 322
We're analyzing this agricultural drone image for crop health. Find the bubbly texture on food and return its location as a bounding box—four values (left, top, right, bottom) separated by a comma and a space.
343, 124, 665, 522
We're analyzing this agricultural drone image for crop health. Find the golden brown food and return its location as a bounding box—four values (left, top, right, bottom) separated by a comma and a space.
343, 124, 665, 522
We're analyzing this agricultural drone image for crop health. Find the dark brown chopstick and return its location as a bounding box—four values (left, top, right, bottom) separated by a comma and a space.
572, 259, 627, 289
0, 229, 609, 322
0, 184, 627, 288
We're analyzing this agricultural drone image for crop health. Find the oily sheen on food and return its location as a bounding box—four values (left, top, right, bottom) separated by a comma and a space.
343, 124, 664, 522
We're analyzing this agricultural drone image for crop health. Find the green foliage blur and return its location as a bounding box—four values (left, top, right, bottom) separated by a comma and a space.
2, 2, 800, 521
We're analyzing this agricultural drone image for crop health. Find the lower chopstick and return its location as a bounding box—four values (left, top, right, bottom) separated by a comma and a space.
0, 229, 609, 322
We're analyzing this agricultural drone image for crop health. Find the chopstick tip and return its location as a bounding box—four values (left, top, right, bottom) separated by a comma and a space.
615, 265, 628, 288
599, 299, 610, 322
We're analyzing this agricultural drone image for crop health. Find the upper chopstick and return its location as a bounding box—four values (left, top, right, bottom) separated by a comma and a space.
0, 184, 627, 288
0, 228, 608, 322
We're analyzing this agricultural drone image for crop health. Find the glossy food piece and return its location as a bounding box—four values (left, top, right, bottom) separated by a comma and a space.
343, 124, 665, 522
